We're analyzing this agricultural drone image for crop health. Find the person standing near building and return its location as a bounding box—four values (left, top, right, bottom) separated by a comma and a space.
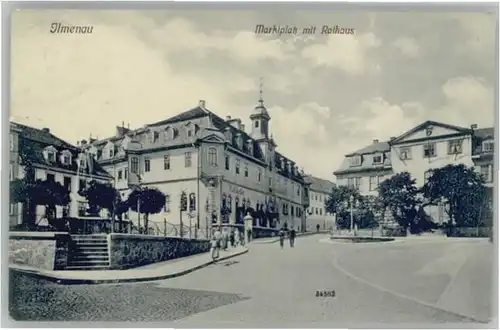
211, 227, 222, 260
289, 227, 296, 247
278, 228, 285, 249
229, 229, 235, 248
222, 229, 229, 250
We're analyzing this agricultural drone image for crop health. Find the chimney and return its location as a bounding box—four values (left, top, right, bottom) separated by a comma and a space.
226, 115, 232, 121
373, 139, 379, 144
240, 124, 245, 132
42, 128, 50, 133
471, 124, 478, 130
81, 139, 87, 145
127, 123, 130, 129
390, 136, 396, 141
199, 100, 206, 108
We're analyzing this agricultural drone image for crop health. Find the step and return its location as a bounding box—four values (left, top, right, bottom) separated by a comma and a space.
71, 235, 107, 238
65, 265, 110, 271
73, 243, 108, 247
72, 251, 109, 256
70, 255, 109, 261
72, 239, 108, 244
68, 260, 110, 266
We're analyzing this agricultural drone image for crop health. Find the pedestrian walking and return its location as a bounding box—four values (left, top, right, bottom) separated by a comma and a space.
239, 230, 245, 246
279, 228, 285, 249
316, 224, 320, 233
289, 227, 296, 247
211, 227, 222, 260
229, 229, 235, 248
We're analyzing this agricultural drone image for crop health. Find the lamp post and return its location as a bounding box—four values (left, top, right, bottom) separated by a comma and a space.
349, 195, 354, 234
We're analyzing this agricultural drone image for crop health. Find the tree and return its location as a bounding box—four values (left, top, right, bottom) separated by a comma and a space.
325, 185, 363, 230
11, 178, 71, 230
79, 180, 128, 232
127, 187, 166, 234
378, 172, 420, 232
422, 164, 487, 228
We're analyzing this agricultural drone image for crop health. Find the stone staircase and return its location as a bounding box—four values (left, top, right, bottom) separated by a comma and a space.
66, 235, 110, 270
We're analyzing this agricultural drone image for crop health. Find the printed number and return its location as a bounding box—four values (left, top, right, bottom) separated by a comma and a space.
316, 290, 336, 297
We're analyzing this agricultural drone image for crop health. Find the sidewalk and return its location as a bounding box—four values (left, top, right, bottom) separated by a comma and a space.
9, 246, 248, 285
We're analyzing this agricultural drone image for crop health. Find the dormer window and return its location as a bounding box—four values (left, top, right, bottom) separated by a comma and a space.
236, 133, 243, 149
109, 149, 114, 158
61, 150, 72, 165
44, 146, 57, 163
153, 131, 160, 143
448, 139, 463, 155
483, 140, 494, 152
280, 158, 285, 169
372, 154, 383, 165
164, 126, 176, 140
247, 139, 253, 156
224, 128, 233, 143
79, 157, 87, 169
349, 155, 361, 167
185, 122, 197, 138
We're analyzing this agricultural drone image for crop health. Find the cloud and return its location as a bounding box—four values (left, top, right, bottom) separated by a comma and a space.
301, 32, 382, 75
391, 37, 421, 58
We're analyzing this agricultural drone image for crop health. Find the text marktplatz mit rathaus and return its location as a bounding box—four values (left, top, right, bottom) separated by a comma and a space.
255, 24, 355, 36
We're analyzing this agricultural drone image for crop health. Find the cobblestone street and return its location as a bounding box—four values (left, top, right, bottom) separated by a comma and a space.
9, 235, 494, 325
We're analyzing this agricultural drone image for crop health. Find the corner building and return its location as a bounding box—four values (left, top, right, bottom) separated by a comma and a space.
334, 120, 494, 224
85, 98, 308, 237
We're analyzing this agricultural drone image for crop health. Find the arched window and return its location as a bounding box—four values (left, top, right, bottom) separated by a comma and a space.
189, 193, 196, 211
208, 147, 218, 167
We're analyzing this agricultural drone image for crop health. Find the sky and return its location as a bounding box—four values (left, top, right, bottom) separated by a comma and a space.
11, 8, 497, 181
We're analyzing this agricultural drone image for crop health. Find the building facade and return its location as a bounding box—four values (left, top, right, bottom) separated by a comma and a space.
304, 175, 335, 231
9, 122, 112, 229
334, 120, 494, 224
86, 98, 308, 237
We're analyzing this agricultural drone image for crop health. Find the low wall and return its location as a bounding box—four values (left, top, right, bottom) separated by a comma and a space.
108, 234, 211, 270
9, 232, 71, 270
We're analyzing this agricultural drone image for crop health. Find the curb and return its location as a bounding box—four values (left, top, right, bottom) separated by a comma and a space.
252, 232, 329, 244
9, 248, 249, 285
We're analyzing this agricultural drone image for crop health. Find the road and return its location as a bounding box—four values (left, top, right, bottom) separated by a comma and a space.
9, 235, 495, 326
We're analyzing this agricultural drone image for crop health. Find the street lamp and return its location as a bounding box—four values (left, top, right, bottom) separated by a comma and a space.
349, 195, 354, 235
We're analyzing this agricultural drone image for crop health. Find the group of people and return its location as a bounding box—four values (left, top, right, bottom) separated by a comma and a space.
278, 227, 296, 249
210, 227, 246, 260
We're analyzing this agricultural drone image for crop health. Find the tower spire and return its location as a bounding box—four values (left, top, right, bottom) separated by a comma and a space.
258, 77, 264, 107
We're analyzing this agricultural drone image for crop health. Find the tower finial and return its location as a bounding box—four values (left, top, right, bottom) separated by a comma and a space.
259, 77, 263, 101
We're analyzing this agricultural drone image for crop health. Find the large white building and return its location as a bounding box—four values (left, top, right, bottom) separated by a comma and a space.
9, 122, 112, 229
84, 98, 309, 236
334, 120, 494, 223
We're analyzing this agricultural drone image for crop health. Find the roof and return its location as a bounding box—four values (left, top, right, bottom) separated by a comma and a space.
304, 175, 335, 194
149, 106, 208, 127
390, 120, 472, 145
12, 122, 76, 150
11, 121, 111, 179
346, 141, 390, 156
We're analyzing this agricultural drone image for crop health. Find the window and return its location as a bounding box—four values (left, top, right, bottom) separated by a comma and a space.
78, 201, 87, 217
448, 139, 463, 154
236, 159, 240, 175
47, 151, 56, 162
400, 147, 412, 160
315, 194, 318, 201
10, 203, 14, 215
291, 206, 294, 217
164, 155, 170, 170
144, 158, 151, 172
483, 140, 494, 152
315, 208, 318, 215
269, 177, 272, 186
297, 186, 300, 196
124, 168, 128, 180
480, 165, 492, 182
63, 155, 71, 165
369, 176, 379, 191
79, 179, 86, 192
189, 193, 196, 211
208, 147, 218, 167
244, 164, 249, 177
164, 195, 171, 212
47, 173, 55, 182
349, 155, 361, 167
225, 154, 230, 170
255, 121, 259, 128
109, 149, 114, 158
372, 154, 383, 164
320, 208, 323, 216
118, 170, 123, 180
319, 195, 322, 202
9, 134, 13, 151
424, 170, 433, 183
79, 159, 86, 169
187, 130, 193, 137
258, 169, 262, 182
185, 152, 192, 167
423, 143, 436, 158
347, 177, 361, 190
153, 131, 160, 142
63, 176, 71, 191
